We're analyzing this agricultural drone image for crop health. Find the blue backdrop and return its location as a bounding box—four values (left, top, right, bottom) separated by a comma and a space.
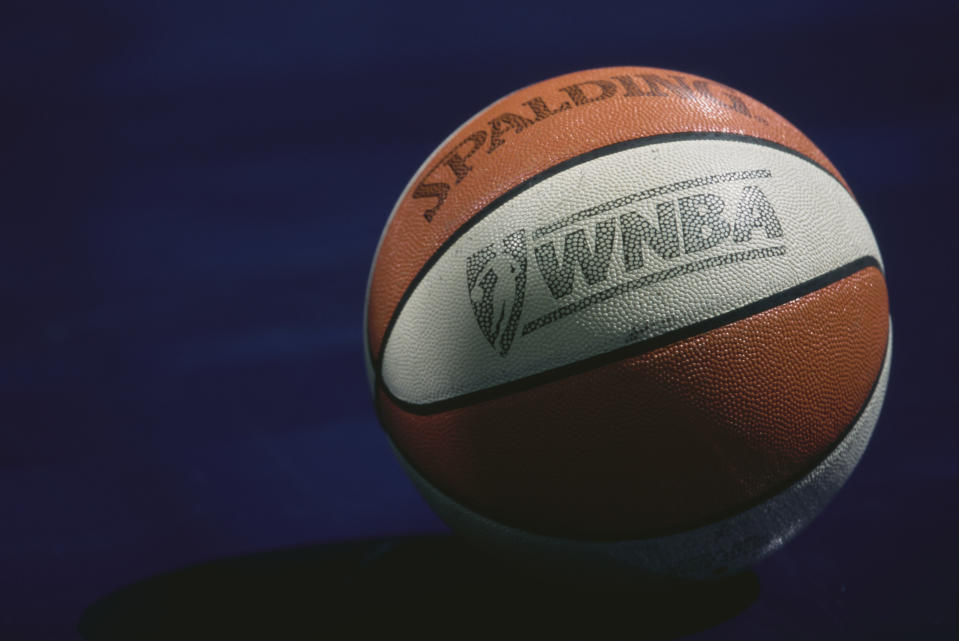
3, 1, 957, 638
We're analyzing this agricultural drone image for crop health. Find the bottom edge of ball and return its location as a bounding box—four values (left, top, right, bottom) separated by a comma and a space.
387, 329, 892, 581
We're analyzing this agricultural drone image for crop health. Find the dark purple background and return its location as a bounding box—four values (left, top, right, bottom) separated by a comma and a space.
3, 1, 957, 638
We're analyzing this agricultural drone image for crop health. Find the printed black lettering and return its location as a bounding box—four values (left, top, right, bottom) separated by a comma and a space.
620, 202, 681, 270
413, 181, 449, 222
522, 96, 572, 122
612, 74, 652, 97
559, 79, 618, 106
639, 74, 695, 99
679, 193, 730, 253
734, 186, 783, 241
488, 112, 536, 153
534, 220, 617, 298
442, 130, 488, 182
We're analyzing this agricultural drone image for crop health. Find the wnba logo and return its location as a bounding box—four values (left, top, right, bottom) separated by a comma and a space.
466, 230, 528, 356
466, 180, 786, 357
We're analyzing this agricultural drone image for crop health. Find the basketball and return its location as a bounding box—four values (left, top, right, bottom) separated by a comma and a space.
364, 66, 890, 579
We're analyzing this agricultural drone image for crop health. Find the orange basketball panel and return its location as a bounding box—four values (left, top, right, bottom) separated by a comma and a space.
375, 266, 889, 539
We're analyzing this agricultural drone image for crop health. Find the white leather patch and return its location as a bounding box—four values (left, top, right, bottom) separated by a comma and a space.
382, 138, 882, 406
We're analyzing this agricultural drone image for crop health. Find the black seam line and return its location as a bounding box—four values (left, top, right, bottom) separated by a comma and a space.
381, 256, 881, 416
372, 131, 848, 372
389, 328, 890, 543
531, 169, 772, 240
522, 246, 787, 337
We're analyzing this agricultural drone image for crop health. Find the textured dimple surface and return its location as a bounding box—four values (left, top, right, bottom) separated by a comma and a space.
376, 267, 889, 539
366, 66, 847, 363
381, 138, 879, 405
396, 330, 892, 579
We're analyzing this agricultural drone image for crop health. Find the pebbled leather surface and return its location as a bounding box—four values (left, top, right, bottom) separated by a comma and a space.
366, 66, 848, 363
376, 267, 889, 539
394, 330, 892, 579
381, 138, 881, 405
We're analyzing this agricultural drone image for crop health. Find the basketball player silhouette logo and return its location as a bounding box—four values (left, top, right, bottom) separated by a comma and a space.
466, 230, 528, 356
